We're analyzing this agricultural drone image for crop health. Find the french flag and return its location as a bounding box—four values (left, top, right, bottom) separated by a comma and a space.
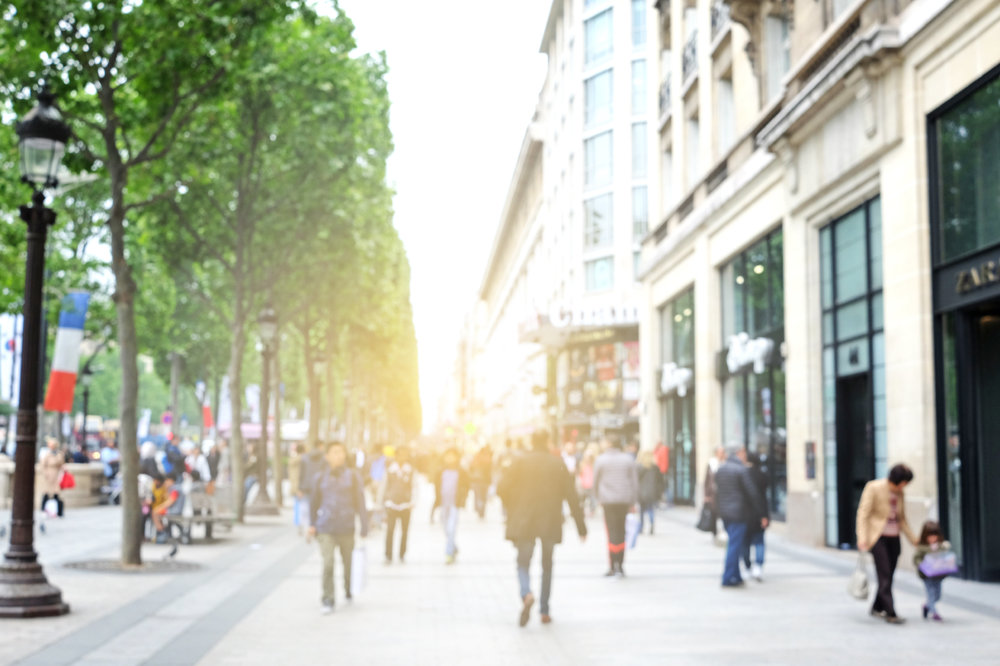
43, 292, 90, 413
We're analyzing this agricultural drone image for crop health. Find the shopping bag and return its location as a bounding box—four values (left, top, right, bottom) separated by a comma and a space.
625, 512, 640, 549
350, 545, 367, 596
43, 498, 59, 517
696, 505, 715, 532
919, 551, 959, 578
59, 470, 76, 490
848, 552, 870, 600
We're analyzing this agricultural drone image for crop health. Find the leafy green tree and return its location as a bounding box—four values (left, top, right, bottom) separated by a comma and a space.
0, 0, 297, 565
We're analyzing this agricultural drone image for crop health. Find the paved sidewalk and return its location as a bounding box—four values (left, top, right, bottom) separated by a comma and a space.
5, 481, 1000, 665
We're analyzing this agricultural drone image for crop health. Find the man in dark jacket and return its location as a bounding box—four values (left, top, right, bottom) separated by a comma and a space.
714, 444, 768, 587
498, 430, 587, 627
308, 441, 369, 614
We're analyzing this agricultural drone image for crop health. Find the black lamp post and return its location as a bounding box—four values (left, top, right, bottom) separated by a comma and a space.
0, 89, 72, 618
79, 365, 95, 453
247, 305, 279, 515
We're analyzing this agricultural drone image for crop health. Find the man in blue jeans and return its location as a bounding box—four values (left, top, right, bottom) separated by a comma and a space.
498, 430, 587, 626
713, 444, 768, 587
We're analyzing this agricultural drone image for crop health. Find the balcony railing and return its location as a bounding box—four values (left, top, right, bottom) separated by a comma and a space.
711, 2, 730, 40
659, 75, 672, 117
682, 30, 697, 81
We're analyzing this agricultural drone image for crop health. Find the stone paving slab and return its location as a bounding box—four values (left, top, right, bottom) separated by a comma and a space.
4, 482, 1000, 665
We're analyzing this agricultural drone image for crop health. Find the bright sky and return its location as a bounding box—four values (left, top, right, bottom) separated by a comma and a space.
336, 0, 551, 432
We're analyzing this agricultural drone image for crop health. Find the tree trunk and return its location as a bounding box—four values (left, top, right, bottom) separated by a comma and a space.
169, 352, 181, 440
271, 333, 283, 506
227, 309, 246, 522
109, 199, 142, 567
304, 328, 320, 450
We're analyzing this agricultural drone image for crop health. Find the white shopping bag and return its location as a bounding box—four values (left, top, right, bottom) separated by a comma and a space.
625, 512, 640, 549
350, 545, 367, 596
43, 498, 59, 518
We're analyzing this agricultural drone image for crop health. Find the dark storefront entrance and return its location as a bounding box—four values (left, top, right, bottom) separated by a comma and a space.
929, 65, 1000, 581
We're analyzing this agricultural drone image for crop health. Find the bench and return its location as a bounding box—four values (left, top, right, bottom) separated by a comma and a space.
164, 482, 236, 544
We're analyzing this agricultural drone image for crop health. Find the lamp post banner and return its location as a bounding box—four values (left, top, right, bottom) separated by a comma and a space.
42, 291, 90, 413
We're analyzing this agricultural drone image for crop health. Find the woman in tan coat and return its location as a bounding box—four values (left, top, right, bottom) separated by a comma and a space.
39, 437, 66, 517
856, 464, 918, 624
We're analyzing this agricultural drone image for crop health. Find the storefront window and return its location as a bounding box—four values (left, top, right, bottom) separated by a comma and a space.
718, 228, 786, 519
820, 197, 885, 546
942, 313, 964, 563
659, 288, 696, 505
936, 73, 1000, 263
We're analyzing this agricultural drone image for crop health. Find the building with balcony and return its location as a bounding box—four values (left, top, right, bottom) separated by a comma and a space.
470, 0, 660, 449
638, 0, 1000, 581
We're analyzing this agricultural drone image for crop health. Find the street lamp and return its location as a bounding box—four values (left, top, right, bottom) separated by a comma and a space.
0, 89, 72, 618
247, 305, 279, 515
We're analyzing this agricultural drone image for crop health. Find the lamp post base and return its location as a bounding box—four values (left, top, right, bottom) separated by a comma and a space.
0, 558, 70, 618
245, 494, 280, 517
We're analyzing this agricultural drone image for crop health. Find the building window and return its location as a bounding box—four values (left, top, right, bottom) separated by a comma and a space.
935, 72, 1000, 263
584, 131, 613, 189
632, 122, 648, 179
585, 256, 615, 291
634, 251, 641, 280
764, 15, 791, 102
820, 197, 885, 547
662, 148, 674, 210
584, 194, 614, 249
631, 59, 646, 116
686, 116, 700, 189
585, 69, 614, 128
632, 0, 647, 49
682, 8, 698, 81
632, 186, 648, 239
716, 76, 736, 156
719, 229, 786, 521
585, 9, 613, 67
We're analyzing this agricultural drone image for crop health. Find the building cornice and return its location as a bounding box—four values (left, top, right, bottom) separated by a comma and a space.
638, 148, 776, 282
757, 0, 956, 149
540, 0, 563, 54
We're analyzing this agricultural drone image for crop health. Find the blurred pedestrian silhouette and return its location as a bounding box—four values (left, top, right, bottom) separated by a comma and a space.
434, 448, 469, 564
498, 430, 587, 626
714, 445, 767, 587
594, 439, 638, 576
308, 441, 369, 614
384, 446, 415, 564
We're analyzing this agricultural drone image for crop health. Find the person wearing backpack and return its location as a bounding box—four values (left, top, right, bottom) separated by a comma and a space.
308, 440, 369, 614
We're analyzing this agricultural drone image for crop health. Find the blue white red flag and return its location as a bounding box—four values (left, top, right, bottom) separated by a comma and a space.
43, 292, 90, 413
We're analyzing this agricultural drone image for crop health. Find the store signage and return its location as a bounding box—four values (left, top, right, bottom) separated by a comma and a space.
660, 362, 693, 397
955, 258, 999, 294
550, 303, 639, 328
725, 332, 775, 375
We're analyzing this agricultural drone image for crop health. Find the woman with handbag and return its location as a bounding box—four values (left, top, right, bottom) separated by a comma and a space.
856, 464, 918, 624
39, 437, 65, 517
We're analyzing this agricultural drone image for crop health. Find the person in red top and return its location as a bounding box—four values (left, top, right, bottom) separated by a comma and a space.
654, 441, 669, 504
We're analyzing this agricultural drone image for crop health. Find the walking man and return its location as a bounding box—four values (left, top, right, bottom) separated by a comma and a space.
384, 446, 415, 564
434, 448, 469, 564
308, 441, 369, 614
593, 439, 638, 576
498, 430, 587, 626
714, 444, 768, 587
